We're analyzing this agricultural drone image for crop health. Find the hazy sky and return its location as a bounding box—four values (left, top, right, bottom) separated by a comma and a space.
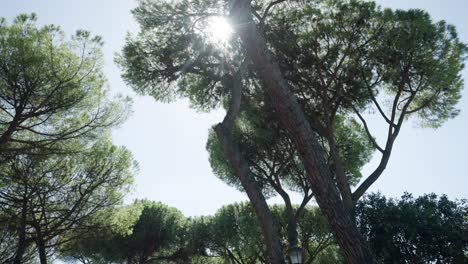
1, 0, 467, 217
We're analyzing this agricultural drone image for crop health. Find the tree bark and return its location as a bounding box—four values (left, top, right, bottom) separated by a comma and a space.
229, 1, 375, 263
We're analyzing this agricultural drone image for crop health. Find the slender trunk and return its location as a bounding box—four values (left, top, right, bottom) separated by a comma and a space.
13, 199, 28, 264
214, 62, 285, 264
229, 1, 375, 263
327, 134, 353, 213
36, 235, 47, 264
287, 220, 297, 247
276, 187, 298, 251
352, 138, 395, 202
286, 206, 299, 252
215, 125, 285, 264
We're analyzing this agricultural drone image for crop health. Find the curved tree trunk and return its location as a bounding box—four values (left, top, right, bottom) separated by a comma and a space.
215, 125, 285, 264
36, 232, 47, 264
229, 1, 375, 263
213, 65, 285, 264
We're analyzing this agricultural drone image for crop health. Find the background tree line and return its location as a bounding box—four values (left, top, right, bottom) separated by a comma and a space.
56, 194, 467, 264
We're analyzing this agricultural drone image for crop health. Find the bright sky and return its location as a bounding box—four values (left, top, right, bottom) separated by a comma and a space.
1, 0, 467, 218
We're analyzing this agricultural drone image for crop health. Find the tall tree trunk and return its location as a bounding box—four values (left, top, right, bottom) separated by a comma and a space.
215, 125, 285, 264
327, 133, 353, 213
229, 1, 375, 263
13, 199, 28, 264
286, 206, 298, 251
275, 185, 299, 251
214, 68, 285, 264
36, 236, 47, 264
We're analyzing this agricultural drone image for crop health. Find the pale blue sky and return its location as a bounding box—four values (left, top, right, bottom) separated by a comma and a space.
1, 0, 467, 218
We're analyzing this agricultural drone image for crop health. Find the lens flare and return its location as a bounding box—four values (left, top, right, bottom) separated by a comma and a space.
205, 16, 233, 44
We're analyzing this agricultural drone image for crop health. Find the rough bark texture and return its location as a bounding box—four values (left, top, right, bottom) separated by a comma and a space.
230, 1, 375, 263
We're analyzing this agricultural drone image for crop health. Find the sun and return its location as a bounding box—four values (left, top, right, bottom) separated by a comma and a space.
205, 16, 233, 44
